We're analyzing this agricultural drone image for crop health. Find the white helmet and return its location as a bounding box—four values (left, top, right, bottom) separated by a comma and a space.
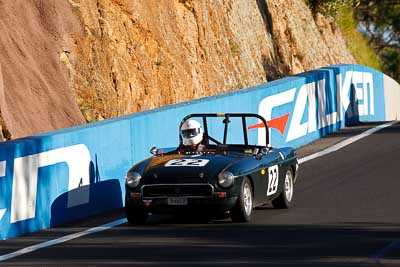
180, 119, 203, 146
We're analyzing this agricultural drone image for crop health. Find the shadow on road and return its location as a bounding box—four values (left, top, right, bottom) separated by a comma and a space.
100, 221, 400, 266
3, 208, 400, 267
50, 156, 123, 227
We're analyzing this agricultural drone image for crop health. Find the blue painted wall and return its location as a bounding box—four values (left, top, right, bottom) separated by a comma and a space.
0, 64, 388, 239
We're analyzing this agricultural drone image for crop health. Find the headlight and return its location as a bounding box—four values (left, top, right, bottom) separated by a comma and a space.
218, 171, 235, 188
125, 172, 142, 188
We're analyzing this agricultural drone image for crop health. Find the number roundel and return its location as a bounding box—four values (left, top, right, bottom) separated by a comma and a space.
165, 158, 209, 167
267, 165, 279, 196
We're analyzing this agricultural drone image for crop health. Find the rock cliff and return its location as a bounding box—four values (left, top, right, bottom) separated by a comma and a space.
0, 0, 355, 140
0, 0, 85, 140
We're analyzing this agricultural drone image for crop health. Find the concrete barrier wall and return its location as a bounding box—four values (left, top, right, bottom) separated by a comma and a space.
0, 64, 397, 239
384, 74, 400, 120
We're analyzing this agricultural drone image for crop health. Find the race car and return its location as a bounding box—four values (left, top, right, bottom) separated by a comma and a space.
125, 113, 298, 224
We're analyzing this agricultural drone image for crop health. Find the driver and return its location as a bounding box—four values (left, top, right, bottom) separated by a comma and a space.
179, 119, 205, 152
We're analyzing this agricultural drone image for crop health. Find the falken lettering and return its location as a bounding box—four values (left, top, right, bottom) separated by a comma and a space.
252, 71, 374, 144
0, 144, 91, 224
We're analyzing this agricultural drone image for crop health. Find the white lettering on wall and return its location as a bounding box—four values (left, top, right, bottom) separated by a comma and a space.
257, 88, 296, 146
10, 144, 91, 223
0, 161, 6, 221
258, 71, 375, 143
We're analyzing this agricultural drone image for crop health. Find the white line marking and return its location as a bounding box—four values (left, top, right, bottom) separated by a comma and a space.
0, 218, 127, 262
0, 209, 5, 221
0, 122, 397, 261
299, 121, 397, 164
299, 121, 398, 264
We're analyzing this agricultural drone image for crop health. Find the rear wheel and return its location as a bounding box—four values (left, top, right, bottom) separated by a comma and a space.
231, 177, 253, 223
272, 169, 294, 209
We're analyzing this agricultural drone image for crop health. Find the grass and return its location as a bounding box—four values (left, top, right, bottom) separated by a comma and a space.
229, 40, 240, 57
154, 57, 163, 66
335, 6, 382, 70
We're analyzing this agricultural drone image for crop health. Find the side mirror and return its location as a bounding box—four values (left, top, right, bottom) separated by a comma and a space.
255, 147, 268, 160
260, 147, 268, 155
222, 118, 231, 124
150, 147, 158, 155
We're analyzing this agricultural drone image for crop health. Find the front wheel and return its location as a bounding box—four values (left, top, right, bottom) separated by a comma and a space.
230, 177, 253, 223
125, 207, 148, 224
125, 201, 148, 225
272, 169, 294, 209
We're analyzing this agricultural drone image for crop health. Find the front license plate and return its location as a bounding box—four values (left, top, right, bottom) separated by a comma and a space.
168, 197, 188, 206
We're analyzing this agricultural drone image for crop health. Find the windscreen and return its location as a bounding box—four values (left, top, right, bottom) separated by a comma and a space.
201, 116, 262, 146
180, 114, 267, 147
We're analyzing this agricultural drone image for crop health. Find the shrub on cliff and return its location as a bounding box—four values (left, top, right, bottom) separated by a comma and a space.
306, 0, 359, 17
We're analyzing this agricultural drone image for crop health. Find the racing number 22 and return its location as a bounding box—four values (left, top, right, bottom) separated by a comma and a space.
165, 159, 209, 167
267, 165, 279, 196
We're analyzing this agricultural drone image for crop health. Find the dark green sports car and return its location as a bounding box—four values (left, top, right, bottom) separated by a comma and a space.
125, 113, 299, 224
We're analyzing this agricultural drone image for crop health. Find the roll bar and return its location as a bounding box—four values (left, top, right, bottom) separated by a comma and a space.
178, 113, 269, 147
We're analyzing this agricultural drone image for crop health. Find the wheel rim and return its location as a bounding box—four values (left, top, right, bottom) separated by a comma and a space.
243, 182, 252, 216
284, 171, 293, 202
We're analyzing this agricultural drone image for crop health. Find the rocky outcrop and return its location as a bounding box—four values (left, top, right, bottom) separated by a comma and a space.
0, 0, 355, 139
68, 0, 355, 122
264, 0, 354, 73
0, 0, 85, 139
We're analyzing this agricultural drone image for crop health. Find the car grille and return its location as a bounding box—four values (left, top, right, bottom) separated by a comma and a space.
142, 184, 213, 197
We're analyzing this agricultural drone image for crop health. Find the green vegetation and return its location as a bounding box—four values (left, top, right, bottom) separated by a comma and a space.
306, 0, 358, 17
336, 6, 381, 70
380, 47, 400, 81
305, 0, 400, 82
230, 41, 240, 57
354, 0, 400, 82
154, 57, 163, 66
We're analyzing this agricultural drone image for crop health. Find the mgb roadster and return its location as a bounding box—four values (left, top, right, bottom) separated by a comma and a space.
125, 113, 298, 224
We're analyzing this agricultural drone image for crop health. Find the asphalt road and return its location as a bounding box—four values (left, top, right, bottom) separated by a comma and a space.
1, 122, 400, 266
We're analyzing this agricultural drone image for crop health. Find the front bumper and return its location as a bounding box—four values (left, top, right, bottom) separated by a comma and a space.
126, 193, 237, 214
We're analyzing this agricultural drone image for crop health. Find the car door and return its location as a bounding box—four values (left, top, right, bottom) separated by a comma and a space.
262, 148, 284, 201
251, 148, 282, 205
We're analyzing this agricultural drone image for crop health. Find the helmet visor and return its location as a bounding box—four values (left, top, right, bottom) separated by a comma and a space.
181, 128, 200, 138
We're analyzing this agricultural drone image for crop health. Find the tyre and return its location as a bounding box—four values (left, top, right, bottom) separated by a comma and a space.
272, 169, 294, 209
125, 203, 148, 225
230, 177, 253, 223
125, 207, 148, 225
